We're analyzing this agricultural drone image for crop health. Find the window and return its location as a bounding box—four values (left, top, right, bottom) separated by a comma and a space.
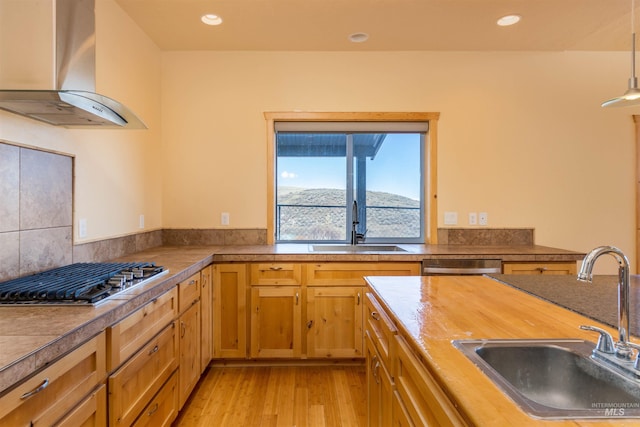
265, 112, 439, 244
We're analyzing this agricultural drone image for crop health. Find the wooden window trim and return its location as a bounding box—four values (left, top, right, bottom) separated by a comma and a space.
264, 111, 439, 244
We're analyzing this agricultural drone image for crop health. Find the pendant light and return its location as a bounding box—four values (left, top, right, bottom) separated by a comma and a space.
603, 0, 640, 107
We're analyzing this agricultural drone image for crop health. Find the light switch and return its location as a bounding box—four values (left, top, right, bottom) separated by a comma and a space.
469, 212, 477, 225
79, 218, 87, 238
221, 212, 230, 225
444, 211, 458, 225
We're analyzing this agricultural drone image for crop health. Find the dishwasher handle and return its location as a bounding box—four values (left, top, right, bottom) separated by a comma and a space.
422, 266, 502, 275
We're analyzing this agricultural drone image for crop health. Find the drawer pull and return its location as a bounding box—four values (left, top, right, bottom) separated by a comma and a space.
307, 320, 314, 329
181, 321, 186, 338
148, 403, 159, 416
269, 266, 283, 271
189, 279, 196, 285
21, 378, 49, 399
148, 345, 159, 355
357, 292, 361, 305
295, 292, 299, 305
371, 311, 380, 321
536, 267, 548, 273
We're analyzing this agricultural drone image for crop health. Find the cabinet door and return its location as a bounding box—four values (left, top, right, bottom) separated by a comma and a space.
502, 262, 576, 275
306, 286, 363, 358
250, 287, 302, 358
213, 264, 247, 358
366, 331, 393, 427
179, 301, 201, 408
200, 265, 213, 371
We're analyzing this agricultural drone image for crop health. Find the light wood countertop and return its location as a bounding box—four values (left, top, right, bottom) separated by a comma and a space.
366, 275, 640, 426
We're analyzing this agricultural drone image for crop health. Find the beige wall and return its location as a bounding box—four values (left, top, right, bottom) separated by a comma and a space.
0, 2, 636, 273
161, 50, 637, 270
0, 0, 163, 244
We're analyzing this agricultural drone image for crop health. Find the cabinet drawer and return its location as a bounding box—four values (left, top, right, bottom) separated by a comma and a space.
178, 272, 201, 313
54, 384, 106, 427
107, 287, 178, 371
394, 336, 466, 427
250, 263, 302, 285
502, 262, 576, 275
365, 293, 397, 368
132, 371, 178, 427
109, 322, 178, 427
0, 332, 106, 426
306, 263, 420, 286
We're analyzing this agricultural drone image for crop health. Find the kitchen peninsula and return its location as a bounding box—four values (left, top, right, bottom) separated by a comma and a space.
365, 274, 640, 425
0, 243, 588, 425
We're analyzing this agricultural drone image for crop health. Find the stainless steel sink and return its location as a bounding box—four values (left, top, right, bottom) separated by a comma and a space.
453, 339, 640, 419
309, 244, 408, 252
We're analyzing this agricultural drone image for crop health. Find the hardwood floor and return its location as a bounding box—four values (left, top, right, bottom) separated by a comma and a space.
173, 365, 367, 427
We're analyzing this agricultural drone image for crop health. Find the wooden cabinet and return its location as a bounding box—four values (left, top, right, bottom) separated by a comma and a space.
213, 264, 248, 358
108, 322, 178, 427
502, 262, 576, 275
365, 291, 467, 427
394, 335, 466, 427
178, 273, 201, 408
250, 286, 302, 358
200, 265, 213, 372
0, 332, 106, 426
245, 262, 419, 359
366, 331, 393, 427
306, 286, 363, 358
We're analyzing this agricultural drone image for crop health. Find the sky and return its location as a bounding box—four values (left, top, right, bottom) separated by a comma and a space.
277, 133, 421, 200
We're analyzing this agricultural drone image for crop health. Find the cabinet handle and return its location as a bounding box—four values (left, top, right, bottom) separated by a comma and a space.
536, 267, 548, 273
269, 266, 283, 271
357, 292, 361, 305
374, 361, 381, 384
307, 320, 314, 329
148, 403, 159, 416
189, 279, 196, 285
21, 378, 49, 399
181, 321, 186, 338
371, 311, 380, 321
295, 292, 299, 305
148, 345, 159, 355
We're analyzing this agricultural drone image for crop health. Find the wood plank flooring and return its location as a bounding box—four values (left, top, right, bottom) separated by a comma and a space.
173, 365, 367, 427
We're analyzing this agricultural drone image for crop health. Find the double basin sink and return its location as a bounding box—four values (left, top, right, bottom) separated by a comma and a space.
453, 339, 640, 419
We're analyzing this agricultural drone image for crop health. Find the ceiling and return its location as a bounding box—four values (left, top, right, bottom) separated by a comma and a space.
114, 0, 640, 51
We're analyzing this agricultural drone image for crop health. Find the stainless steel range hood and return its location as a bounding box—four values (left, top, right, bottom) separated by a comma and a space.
0, 0, 146, 129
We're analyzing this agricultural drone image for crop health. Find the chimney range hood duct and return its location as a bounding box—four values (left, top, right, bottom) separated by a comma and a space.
0, 0, 146, 129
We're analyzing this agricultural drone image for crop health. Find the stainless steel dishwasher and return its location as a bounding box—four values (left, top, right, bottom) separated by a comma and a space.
421, 259, 502, 275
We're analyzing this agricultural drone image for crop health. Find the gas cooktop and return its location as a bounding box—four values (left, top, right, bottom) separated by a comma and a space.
0, 262, 168, 306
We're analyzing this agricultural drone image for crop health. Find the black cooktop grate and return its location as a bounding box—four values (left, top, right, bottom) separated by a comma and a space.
0, 262, 164, 304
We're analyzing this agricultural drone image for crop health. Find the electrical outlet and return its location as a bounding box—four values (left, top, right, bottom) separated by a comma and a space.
221, 212, 230, 226
79, 218, 87, 238
479, 212, 488, 226
444, 211, 458, 225
139, 214, 145, 229
468, 212, 477, 225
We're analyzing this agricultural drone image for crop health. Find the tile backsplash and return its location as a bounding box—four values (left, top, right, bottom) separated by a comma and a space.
0, 141, 73, 281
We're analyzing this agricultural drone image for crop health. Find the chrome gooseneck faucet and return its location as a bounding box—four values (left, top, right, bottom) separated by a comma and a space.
577, 245, 633, 359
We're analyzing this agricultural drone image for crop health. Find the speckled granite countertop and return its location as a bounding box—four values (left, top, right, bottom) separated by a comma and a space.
488, 274, 640, 337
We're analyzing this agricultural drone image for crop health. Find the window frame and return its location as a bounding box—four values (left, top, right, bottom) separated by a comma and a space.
264, 112, 439, 245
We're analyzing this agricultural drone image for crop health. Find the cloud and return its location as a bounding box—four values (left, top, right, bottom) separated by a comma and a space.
281, 171, 297, 179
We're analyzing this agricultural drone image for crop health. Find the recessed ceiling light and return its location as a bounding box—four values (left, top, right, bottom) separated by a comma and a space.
349, 33, 369, 43
201, 14, 223, 26
497, 15, 521, 26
